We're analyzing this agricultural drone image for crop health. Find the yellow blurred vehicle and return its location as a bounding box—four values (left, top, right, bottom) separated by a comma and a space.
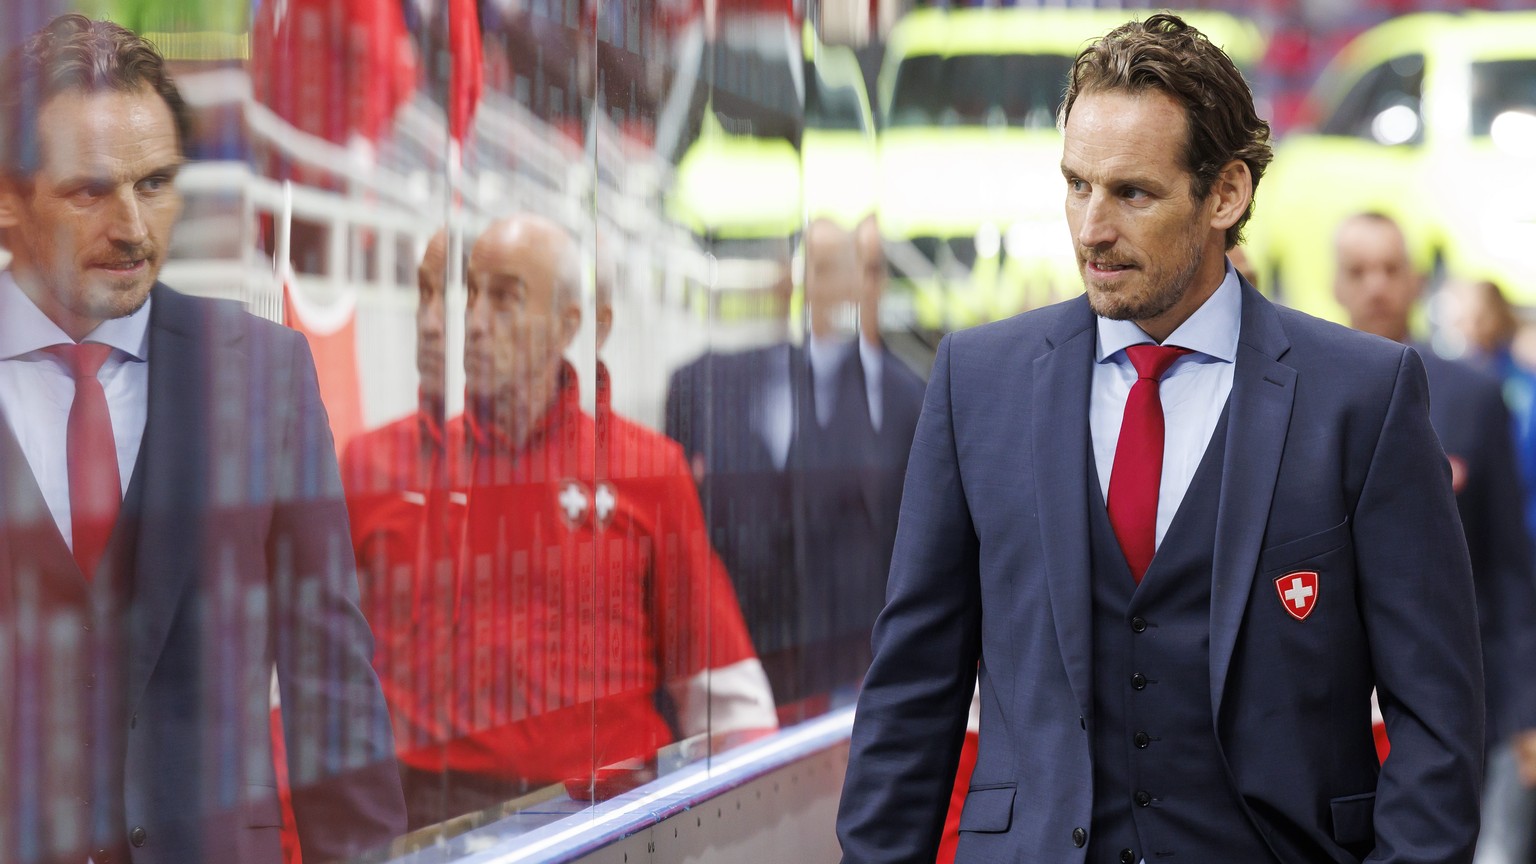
659, 16, 878, 248
877, 7, 1263, 332
1244, 11, 1536, 322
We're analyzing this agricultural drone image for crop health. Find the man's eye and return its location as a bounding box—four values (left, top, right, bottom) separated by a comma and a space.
1123, 187, 1148, 200
1068, 178, 1087, 193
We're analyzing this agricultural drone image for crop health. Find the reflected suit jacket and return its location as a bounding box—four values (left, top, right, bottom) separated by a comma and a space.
664, 342, 926, 704
0, 285, 405, 864
837, 281, 1484, 864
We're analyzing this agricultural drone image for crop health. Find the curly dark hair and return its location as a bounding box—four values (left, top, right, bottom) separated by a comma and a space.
1059, 13, 1272, 249
0, 14, 190, 178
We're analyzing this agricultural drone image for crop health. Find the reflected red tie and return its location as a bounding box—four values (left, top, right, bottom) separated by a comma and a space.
1107, 344, 1190, 583
48, 343, 121, 579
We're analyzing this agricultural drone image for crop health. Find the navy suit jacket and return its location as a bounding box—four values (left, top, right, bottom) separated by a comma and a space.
0, 285, 405, 864
665, 341, 926, 704
1418, 350, 1536, 746
838, 282, 1484, 863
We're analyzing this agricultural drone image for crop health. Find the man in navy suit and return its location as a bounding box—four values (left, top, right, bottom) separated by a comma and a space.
665, 218, 925, 708
838, 14, 1483, 864
0, 16, 404, 863
1333, 211, 1536, 863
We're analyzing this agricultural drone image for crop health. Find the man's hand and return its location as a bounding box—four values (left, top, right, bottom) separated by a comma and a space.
1512, 729, 1536, 788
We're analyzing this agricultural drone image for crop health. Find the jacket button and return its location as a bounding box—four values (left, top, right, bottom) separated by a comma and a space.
1120, 849, 1135, 864
1072, 827, 1087, 847
1135, 790, 1152, 807
130, 826, 147, 847
1131, 672, 1147, 690
1130, 616, 1147, 633
1134, 731, 1150, 749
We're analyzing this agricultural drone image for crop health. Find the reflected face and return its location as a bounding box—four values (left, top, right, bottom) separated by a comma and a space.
416, 233, 448, 404
1334, 217, 1418, 342
1062, 89, 1208, 324
805, 220, 860, 334
465, 222, 577, 423
0, 87, 183, 338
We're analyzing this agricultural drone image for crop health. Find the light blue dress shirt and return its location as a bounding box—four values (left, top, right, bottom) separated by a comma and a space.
0, 271, 151, 550
1089, 263, 1240, 550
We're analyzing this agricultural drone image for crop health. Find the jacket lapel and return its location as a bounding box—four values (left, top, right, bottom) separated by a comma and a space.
1208, 282, 1295, 719
127, 286, 222, 711
1032, 297, 1097, 721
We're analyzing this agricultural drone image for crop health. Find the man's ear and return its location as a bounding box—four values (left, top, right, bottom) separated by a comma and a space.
0, 175, 26, 230
1208, 160, 1253, 235
559, 302, 582, 350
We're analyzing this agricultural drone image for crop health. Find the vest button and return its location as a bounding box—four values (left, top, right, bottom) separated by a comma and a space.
1131, 617, 1147, 633
1072, 827, 1087, 847
95, 849, 111, 864
1134, 731, 1150, 749
1135, 790, 1152, 807
1131, 672, 1147, 690
130, 826, 147, 847
1120, 849, 1136, 864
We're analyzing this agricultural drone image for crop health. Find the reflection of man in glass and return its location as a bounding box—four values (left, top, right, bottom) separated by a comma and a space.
665, 218, 925, 710
0, 15, 405, 863
840, 14, 1483, 864
365, 214, 772, 826
344, 230, 450, 495
343, 229, 456, 816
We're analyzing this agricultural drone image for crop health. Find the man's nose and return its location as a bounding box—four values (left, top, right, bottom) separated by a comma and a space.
108, 188, 148, 246
465, 291, 487, 338
1076, 191, 1118, 250
421, 298, 446, 337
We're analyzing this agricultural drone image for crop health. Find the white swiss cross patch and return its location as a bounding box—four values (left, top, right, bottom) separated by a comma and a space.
1274, 570, 1319, 621
557, 480, 590, 528
594, 482, 617, 529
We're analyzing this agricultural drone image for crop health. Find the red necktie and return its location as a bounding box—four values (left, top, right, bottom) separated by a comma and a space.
47, 343, 121, 579
1107, 344, 1190, 583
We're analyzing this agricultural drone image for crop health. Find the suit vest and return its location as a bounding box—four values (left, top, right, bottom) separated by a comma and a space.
1, 418, 142, 864
1086, 405, 1276, 863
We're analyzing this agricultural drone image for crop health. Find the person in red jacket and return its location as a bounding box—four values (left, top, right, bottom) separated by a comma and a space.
345, 217, 776, 828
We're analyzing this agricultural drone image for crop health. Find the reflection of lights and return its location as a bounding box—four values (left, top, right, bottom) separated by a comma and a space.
1371, 105, 1419, 146
975, 223, 1001, 260
1491, 110, 1536, 156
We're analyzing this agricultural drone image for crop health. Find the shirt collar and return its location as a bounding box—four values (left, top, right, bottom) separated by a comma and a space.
807, 332, 855, 372
0, 270, 151, 361
1095, 260, 1241, 364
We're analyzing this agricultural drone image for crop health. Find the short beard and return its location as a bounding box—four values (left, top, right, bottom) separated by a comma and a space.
1083, 226, 1205, 323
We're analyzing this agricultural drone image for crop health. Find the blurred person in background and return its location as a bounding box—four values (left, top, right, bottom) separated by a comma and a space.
1454, 277, 1536, 542
665, 217, 923, 710
1334, 212, 1536, 864
0, 15, 405, 863
363, 214, 773, 827
839, 14, 1483, 864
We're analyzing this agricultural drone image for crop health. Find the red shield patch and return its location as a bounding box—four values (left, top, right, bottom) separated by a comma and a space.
1274, 571, 1319, 620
